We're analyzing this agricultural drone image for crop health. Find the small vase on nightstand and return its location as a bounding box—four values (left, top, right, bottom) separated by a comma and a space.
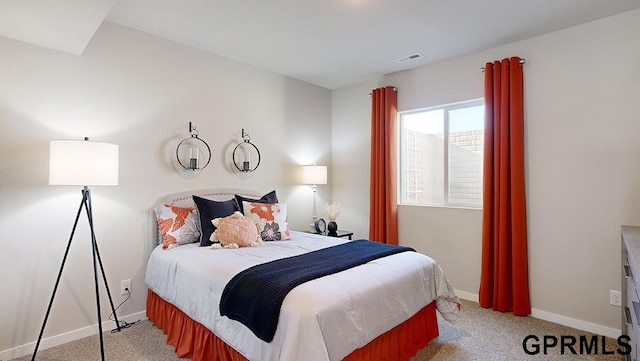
324, 201, 341, 237
327, 220, 338, 236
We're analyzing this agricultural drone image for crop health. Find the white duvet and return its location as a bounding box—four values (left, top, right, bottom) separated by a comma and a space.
145, 231, 459, 361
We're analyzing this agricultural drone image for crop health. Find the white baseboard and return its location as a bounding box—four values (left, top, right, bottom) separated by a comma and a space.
530, 308, 620, 339
0, 311, 147, 361
454, 289, 620, 339
454, 290, 479, 302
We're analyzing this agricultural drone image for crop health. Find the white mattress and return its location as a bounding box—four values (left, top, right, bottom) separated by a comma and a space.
145, 231, 459, 361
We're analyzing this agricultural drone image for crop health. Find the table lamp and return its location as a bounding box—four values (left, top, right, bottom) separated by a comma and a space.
301, 165, 327, 229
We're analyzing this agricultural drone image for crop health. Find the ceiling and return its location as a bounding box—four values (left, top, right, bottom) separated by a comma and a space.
2, 1, 640, 89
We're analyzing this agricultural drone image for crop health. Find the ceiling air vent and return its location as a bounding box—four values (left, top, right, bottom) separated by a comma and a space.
395, 52, 424, 64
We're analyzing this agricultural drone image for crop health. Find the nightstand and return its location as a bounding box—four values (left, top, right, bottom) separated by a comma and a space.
305, 230, 354, 240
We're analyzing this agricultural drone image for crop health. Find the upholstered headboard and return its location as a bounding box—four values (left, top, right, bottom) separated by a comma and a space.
157, 188, 261, 208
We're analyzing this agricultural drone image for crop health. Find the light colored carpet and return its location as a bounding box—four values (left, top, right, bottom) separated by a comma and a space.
412, 300, 621, 361
12, 300, 622, 361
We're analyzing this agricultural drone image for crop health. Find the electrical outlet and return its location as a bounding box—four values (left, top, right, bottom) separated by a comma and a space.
120, 279, 131, 295
610, 290, 622, 307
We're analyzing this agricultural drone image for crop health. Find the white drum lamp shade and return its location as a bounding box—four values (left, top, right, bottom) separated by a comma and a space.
302, 165, 327, 186
49, 139, 119, 186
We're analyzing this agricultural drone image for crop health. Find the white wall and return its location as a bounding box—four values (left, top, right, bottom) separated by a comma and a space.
0, 21, 331, 357
331, 79, 381, 239
332, 9, 640, 336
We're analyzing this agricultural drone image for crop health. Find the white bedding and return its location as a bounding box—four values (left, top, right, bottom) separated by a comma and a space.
145, 231, 459, 361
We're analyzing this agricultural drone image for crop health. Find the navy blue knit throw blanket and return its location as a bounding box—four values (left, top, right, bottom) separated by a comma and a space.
219, 240, 414, 342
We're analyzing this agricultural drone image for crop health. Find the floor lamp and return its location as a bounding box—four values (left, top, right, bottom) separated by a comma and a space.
32, 138, 121, 361
301, 165, 327, 230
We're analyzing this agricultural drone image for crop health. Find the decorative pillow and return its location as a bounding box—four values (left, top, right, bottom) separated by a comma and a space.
242, 201, 290, 241
210, 211, 263, 249
234, 190, 278, 214
154, 204, 200, 250
193, 196, 238, 247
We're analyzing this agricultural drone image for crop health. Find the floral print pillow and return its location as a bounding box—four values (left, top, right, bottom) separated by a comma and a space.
242, 201, 290, 241
155, 204, 201, 249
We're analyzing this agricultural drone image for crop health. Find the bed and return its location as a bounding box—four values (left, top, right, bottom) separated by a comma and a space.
146, 189, 459, 361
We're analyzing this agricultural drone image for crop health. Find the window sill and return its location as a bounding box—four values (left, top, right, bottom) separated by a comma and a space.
397, 203, 482, 211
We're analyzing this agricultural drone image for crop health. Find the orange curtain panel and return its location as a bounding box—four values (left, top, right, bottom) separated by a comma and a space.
479, 57, 531, 316
369, 86, 398, 245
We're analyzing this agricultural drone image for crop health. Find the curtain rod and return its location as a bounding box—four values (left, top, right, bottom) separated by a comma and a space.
368, 87, 397, 97
481, 58, 525, 72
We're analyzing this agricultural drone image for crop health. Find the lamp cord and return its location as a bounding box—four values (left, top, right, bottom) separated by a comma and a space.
109, 288, 140, 333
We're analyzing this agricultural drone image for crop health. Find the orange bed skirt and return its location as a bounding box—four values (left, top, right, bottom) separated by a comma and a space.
147, 289, 439, 361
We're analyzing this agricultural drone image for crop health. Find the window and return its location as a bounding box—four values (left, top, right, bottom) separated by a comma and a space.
399, 99, 484, 208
